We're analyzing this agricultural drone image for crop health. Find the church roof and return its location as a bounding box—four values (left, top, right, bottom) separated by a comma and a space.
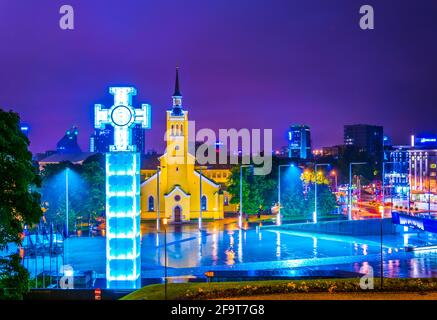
173, 66, 182, 97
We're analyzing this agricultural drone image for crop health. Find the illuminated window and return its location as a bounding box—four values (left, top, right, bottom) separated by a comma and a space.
201, 195, 207, 211
148, 196, 154, 211
224, 195, 229, 206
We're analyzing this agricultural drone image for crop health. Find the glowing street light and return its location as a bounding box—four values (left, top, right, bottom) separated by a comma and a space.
381, 161, 396, 219
198, 165, 208, 231
163, 217, 168, 300
156, 166, 165, 232
330, 170, 338, 192
239, 164, 254, 229
348, 162, 367, 220
314, 163, 330, 223
277, 164, 296, 226
65, 167, 69, 237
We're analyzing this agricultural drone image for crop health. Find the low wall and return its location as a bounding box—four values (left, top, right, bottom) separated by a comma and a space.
264, 218, 396, 236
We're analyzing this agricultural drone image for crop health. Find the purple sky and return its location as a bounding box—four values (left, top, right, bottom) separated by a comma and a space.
1, 0, 436, 154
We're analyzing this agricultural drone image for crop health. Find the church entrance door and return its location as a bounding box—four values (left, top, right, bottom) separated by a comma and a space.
174, 206, 182, 223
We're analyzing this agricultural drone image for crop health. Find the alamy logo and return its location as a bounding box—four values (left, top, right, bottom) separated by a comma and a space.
59, 265, 74, 289
359, 5, 374, 30
164, 121, 273, 175
59, 5, 74, 30
359, 264, 374, 290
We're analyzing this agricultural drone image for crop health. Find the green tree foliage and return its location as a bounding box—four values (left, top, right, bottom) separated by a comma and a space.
306, 184, 338, 216
0, 109, 42, 299
0, 254, 29, 300
39, 154, 105, 231
281, 170, 337, 218
226, 164, 338, 218
227, 166, 276, 214
280, 182, 307, 217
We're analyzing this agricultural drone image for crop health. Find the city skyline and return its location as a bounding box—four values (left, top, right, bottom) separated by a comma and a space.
1, 0, 437, 154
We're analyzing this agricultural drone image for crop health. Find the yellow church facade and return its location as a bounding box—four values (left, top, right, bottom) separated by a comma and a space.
140, 69, 234, 222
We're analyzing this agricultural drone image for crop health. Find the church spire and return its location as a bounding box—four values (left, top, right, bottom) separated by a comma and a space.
171, 66, 183, 114
173, 66, 182, 97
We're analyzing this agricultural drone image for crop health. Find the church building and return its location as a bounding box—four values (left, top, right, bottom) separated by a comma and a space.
140, 68, 226, 222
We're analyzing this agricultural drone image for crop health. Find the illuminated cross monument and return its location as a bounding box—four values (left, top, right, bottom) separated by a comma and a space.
94, 87, 151, 289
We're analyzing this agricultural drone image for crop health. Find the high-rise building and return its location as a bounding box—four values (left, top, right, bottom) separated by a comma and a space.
288, 125, 312, 159
344, 124, 383, 165
90, 123, 145, 153
57, 126, 81, 154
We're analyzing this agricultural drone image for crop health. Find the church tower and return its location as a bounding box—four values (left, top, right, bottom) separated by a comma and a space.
165, 67, 192, 168
141, 67, 224, 223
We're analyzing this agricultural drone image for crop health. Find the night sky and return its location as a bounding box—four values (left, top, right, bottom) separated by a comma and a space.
1, 0, 436, 154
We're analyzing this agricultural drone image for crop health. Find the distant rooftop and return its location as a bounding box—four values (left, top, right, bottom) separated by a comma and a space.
38, 152, 96, 164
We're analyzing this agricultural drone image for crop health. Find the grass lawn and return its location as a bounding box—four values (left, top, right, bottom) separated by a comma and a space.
121, 278, 437, 300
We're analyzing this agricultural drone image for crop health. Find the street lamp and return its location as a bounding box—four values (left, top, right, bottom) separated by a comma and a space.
330, 170, 338, 192
378, 204, 384, 289
382, 161, 396, 219
314, 163, 330, 223
64, 167, 70, 269
348, 162, 367, 220
163, 217, 168, 300
239, 165, 254, 229
65, 168, 69, 237
156, 166, 161, 232
198, 166, 208, 231
277, 164, 295, 226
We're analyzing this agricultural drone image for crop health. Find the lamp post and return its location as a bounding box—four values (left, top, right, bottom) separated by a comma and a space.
348, 162, 367, 220
199, 166, 205, 231
428, 164, 431, 218
314, 163, 330, 224
331, 170, 338, 192
382, 161, 395, 219
378, 204, 384, 289
64, 167, 69, 268
156, 166, 161, 232
278, 164, 295, 226
239, 165, 254, 229
163, 217, 168, 300
65, 168, 69, 237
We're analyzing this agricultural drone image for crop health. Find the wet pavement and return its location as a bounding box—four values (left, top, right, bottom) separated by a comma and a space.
22, 216, 437, 281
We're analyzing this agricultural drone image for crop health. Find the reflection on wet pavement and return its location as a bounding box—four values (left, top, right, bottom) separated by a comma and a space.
25, 218, 437, 280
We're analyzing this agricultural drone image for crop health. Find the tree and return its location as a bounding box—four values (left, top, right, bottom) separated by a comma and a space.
281, 169, 337, 218
0, 109, 42, 299
81, 154, 105, 222
306, 184, 338, 216
227, 166, 276, 214
39, 155, 105, 232
281, 182, 307, 217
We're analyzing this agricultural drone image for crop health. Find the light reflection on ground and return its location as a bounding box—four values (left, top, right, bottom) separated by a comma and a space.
19, 218, 437, 280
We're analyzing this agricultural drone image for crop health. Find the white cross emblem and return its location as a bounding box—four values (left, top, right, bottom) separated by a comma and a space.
94, 87, 151, 152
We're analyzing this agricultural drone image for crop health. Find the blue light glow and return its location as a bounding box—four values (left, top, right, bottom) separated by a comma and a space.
105, 152, 141, 289
94, 86, 151, 289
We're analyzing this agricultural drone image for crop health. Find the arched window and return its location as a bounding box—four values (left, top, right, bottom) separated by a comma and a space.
180, 124, 183, 135
171, 125, 174, 136
201, 195, 207, 211
148, 196, 154, 211
176, 124, 179, 136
